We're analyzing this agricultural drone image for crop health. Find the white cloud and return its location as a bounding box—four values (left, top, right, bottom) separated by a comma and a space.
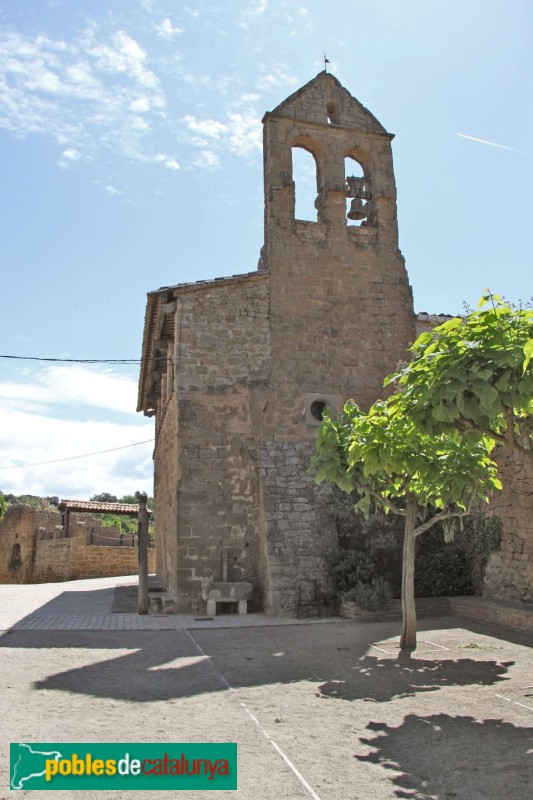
0, 18, 283, 174
104, 184, 122, 195
154, 18, 183, 39
86, 30, 158, 89
180, 71, 212, 89
131, 152, 180, 171
240, 0, 268, 25
0, 410, 153, 498
61, 147, 81, 160
193, 150, 220, 168
130, 97, 151, 112
0, 27, 167, 165
0, 365, 140, 415
181, 115, 228, 139
257, 68, 299, 90
227, 112, 262, 155
180, 112, 261, 161
58, 146, 82, 167
0, 365, 153, 498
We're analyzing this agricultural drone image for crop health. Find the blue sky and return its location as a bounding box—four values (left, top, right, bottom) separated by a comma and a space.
0, 0, 531, 499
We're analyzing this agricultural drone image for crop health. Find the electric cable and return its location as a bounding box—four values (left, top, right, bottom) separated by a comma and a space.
0, 355, 141, 364
0, 439, 155, 470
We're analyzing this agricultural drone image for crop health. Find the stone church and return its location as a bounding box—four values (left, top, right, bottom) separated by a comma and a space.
137, 72, 533, 614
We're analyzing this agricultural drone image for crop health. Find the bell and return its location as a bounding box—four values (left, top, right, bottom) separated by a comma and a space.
347, 198, 367, 221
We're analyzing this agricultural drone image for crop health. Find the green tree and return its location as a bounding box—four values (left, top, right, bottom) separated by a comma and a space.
90, 492, 154, 539
101, 515, 138, 535
311, 399, 501, 649
90, 492, 119, 503
0, 491, 7, 521
388, 293, 533, 455
6, 494, 57, 511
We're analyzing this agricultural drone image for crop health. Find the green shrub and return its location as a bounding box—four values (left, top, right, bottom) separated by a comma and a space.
318, 487, 502, 605
415, 534, 473, 597
343, 577, 393, 609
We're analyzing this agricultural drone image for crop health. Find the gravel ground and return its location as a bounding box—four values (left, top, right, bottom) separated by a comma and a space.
1, 609, 532, 800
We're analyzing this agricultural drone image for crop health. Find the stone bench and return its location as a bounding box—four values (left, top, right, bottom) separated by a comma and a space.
201, 581, 253, 616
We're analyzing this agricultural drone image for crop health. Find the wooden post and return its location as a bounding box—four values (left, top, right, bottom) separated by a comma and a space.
138, 493, 149, 615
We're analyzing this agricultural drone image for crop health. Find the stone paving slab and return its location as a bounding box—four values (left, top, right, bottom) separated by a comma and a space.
10, 612, 345, 631
0, 575, 345, 633
0, 575, 138, 631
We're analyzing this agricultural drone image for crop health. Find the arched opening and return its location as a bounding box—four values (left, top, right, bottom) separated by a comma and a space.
344, 157, 370, 227
292, 146, 318, 222
327, 102, 340, 125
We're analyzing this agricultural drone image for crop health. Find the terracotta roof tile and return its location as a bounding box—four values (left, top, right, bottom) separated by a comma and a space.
58, 500, 149, 516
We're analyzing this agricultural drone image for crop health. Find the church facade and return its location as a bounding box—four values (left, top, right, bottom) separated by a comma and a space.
137, 72, 533, 613
137, 72, 416, 614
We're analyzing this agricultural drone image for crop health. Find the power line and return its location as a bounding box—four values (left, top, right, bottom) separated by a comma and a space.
0, 439, 155, 470
1, 355, 141, 364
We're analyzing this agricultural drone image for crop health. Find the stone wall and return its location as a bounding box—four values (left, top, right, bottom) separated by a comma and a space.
154, 393, 179, 594
256, 73, 416, 613
260, 441, 337, 615
150, 275, 271, 608
140, 73, 417, 615
0, 506, 57, 584
0, 505, 155, 584
484, 447, 533, 602
173, 275, 270, 392
261, 73, 415, 397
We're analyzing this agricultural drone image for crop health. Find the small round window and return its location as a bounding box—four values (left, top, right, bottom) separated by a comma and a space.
310, 400, 328, 421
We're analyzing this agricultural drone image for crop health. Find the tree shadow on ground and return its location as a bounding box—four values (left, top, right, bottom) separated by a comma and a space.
0, 626, 517, 704
318, 649, 515, 703
356, 713, 533, 799
3, 630, 224, 702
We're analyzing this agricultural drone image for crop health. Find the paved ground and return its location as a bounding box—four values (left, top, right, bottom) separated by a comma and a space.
0, 575, 341, 632
0, 577, 532, 799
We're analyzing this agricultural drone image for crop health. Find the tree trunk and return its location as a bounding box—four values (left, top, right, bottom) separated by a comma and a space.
400, 494, 418, 650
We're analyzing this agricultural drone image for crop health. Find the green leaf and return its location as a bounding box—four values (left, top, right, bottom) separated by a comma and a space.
476, 369, 495, 381
523, 339, 533, 373
431, 403, 457, 422
434, 317, 462, 333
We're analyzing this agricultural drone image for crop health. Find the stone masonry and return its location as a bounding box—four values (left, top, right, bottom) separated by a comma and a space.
0, 505, 155, 584
138, 71, 533, 613
138, 72, 416, 615
484, 447, 533, 602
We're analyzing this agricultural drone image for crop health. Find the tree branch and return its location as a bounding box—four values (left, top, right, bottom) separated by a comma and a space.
353, 481, 406, 517
461, 420, 507, 446
413, 501, 477, 537
461, 416, 532, 457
